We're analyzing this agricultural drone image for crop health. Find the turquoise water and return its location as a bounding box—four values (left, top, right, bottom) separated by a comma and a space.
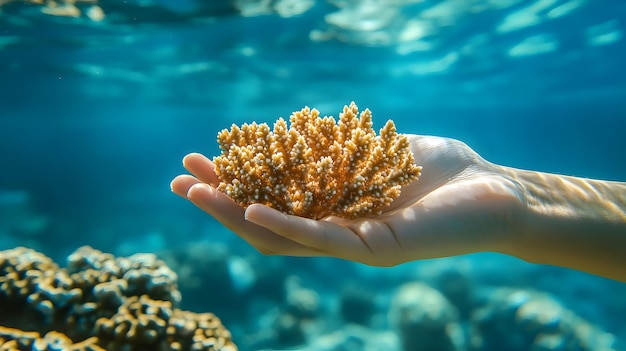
1, 1, 625, 350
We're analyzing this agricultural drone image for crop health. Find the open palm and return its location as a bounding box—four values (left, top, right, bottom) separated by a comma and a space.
171, 135, 526, 266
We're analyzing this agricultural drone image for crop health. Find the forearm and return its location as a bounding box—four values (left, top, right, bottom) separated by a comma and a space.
502, 167, 626, 282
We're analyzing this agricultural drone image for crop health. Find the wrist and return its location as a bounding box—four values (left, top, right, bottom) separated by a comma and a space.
499, 167, 626, 281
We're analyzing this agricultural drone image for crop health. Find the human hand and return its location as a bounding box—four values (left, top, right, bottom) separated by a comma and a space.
170, 135, 526, 266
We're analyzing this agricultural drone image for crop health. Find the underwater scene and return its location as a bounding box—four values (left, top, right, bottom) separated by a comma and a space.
1, 0, 625, 350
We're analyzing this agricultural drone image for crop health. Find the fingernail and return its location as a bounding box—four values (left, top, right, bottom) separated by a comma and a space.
187, 183, 211, 197
244, 204, 262, 223
244, 208, 255, 222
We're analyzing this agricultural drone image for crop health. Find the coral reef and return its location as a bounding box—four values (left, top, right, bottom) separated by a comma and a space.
388, 282, 465, 351
213, 102, 422, 219
3, 245, 619, 351
271, 276, 320, 347
0, 246, 237, 351
0, 326, 103, 351
161, 241, 256, 322
471, 288, 619, 351
243, 275, 321, 350
338, 284, 377, 326
297, 324, 400, 351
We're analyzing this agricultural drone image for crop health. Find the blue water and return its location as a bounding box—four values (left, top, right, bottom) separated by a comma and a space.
1, 1, 625, 350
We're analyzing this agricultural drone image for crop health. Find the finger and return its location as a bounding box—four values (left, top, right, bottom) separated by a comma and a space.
244, 204, 372, 260
170, 174, 201, 198
185, 183, 316, 256
182, 153, 220, 187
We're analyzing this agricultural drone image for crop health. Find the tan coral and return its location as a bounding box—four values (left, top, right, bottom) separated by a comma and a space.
0, 247, 52, 298
168, 310, 237, 351
213, 102, 422, 219
0, 246, 238, 351
95, 295, 172, 349
0, 326, 103, 351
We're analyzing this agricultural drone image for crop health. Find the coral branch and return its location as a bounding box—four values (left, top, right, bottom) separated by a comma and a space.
213, 102, 422, 219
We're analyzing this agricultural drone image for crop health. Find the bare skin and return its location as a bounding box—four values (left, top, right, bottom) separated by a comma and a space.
171, 135, 626, 282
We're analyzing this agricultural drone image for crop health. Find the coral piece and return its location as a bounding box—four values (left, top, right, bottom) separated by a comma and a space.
213, 102, 422, 219
0, 246, 238, 351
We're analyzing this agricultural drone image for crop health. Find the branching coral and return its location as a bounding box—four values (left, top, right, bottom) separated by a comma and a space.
213, 102, 422, 219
